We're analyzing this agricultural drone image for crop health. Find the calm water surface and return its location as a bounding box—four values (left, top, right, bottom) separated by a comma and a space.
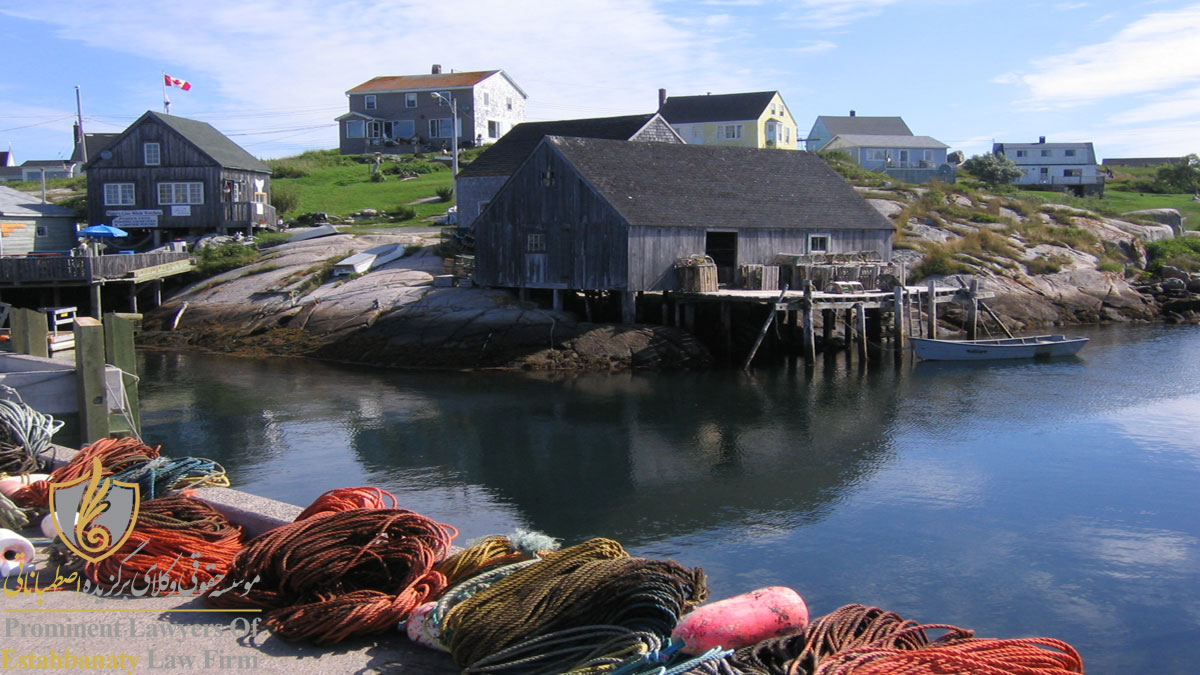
137, 324, 1200, 673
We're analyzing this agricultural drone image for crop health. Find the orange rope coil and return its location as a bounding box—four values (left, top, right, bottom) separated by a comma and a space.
294, 486, 397, 521
12, 437, 160, 508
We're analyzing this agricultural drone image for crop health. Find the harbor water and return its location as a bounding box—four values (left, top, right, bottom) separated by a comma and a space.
136, 324, 1200, 672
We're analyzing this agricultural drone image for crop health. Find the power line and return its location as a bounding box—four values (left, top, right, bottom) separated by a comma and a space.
0, 116, 76, 133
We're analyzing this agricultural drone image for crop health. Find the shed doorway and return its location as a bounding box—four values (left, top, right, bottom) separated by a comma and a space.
705, 231, 738, 286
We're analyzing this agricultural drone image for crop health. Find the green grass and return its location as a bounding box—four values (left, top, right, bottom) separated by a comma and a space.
270, 149, 454, 220
1022, 189, 1200, 228
1146, 237, 1200, 274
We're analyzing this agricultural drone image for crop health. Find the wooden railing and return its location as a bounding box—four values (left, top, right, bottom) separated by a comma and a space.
222, 201, 277, 227
0, 252, 191, 285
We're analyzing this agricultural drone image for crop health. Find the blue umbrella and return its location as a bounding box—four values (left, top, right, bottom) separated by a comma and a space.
78, 224, 129, 238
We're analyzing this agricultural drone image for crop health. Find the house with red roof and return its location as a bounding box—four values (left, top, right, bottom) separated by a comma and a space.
336, 65, 526, 155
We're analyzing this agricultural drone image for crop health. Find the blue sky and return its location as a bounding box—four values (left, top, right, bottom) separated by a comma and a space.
2, 0, 1197, 164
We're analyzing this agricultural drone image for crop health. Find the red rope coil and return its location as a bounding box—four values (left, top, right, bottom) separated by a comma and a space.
12, 437, 160, 508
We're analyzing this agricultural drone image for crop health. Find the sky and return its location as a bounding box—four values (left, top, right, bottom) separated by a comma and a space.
2, 0, 1198, 165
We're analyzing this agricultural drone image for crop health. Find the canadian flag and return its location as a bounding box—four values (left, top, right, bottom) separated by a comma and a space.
164, 74, 192, 91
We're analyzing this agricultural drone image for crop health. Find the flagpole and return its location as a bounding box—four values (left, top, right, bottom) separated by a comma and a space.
162, 71, 168, 113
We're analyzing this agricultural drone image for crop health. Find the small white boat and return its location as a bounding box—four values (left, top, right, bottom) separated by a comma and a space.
332, 243, 407, 276
911, 335, 1089, 361
287, 223, 339, 243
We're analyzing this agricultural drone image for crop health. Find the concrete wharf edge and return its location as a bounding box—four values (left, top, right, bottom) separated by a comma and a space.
3, 445, 458, 674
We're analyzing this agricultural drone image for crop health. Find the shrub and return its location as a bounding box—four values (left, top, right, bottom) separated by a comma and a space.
194, 243, 259, 277
254, 232, 293, 249
1146, 237, 1200, 274
911, 243, 973, 280
962, 154, 1023, 186
389, 205, 417, 221
370, 172, 386, 183
1024, 257, 1063, 275
435, 186, 454, 202
271, 183, 301, 215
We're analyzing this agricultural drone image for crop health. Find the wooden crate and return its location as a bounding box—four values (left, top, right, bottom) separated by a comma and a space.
676, 263, 718, 292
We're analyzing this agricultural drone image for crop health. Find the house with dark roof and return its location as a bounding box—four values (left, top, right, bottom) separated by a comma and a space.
805, 113, 913, 152
474, 137, 894, 321
658, 91, 798, 150
823, 134, 955, 184
85, 111, 274, 244
337, 64, 526, 155
0, 152, 18, 183
69, 129, 121, 175
994, 138, 1103, 197
455, 113, 683, 228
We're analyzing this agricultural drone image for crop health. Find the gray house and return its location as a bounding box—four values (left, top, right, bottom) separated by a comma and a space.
0, 185, 78, 255
455, 113, 683, 228
337, 65, 526, 155
823, 134, 955, 183
805, 113, 913, 151
994, 138, 1103, 197
85, 111, 275, 245
474, 137, 894, 321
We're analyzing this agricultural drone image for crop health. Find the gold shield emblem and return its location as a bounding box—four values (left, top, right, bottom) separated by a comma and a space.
48, 457, 141, 563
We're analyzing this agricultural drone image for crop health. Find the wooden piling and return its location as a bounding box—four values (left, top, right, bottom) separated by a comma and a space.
822, 308, 834, 345
892, 287, 905, 348
855, 303, 868, 362
926, 279, 937, 339
742, 287, 789, 371
720, 301, 732, 361
620, 291, 636, 324
802, 282, 816, 364
104, 313, 140, 437
967, 278, 979, 340
11, 308, 48, 358
74, 316, 109, 443
552, 289, 563, 312
843, 308, 853, 348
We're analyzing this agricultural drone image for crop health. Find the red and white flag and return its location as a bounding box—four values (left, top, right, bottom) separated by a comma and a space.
164, 74, 192, 91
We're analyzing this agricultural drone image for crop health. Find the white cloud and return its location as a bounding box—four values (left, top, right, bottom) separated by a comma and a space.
788, 0, 898, 28
2, 0, 748, 157
788, 39, 838, 54
1109, 85, 1200, 125
1055, 1, 1088, 9
1007, 3, 1200, 110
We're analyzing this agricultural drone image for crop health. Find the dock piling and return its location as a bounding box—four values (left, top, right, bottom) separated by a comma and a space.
926, 279, 937, 339
967, 279, 979, 340
855, 303, 868, 362
74, 317, 109, 443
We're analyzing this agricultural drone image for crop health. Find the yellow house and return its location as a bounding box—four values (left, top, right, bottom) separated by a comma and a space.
658, 91, 798, 150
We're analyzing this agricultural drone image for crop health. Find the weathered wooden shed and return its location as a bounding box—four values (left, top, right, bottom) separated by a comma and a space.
473, 136, 894, 320
85, 112, 274, 246
0, 185, 79, 255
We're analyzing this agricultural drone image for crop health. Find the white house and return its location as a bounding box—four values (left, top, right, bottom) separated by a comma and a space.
993, 138, 1103, 197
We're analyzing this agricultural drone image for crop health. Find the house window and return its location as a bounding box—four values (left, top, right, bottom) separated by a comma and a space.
478, 200, 490, 215
898, 150, 910, 163
484, 92, 490, 106
405, 93, 417, 108
429, 118, 460, 138
1040, 167, 1049, 175
923, 150, 933, 162
784, 127, 790, 143
720, 124, 742, 140
1016, 150, 1026, 157
507, 97, 513, 110
1064, 169, 1082, 177
104, 183, 135, 206
157, 182, 204, 205
364, 95, 376, 110
1041, 149, 1050, 157
693, 126, 702, 139
367, 121, 382, 138
1065, 149, 1076, 157
488, 120, 501, 138
36, 226, 47, 237
868, 149, 886, 161
144, 142, 160, 166
808, 234, 830, 253
527, 233, 546, 252
346, 120, 365, 138
387, 120, 415, 140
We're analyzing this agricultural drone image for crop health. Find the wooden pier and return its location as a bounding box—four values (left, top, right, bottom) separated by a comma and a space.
0, 252, 193, 317
668, 279, 995, 368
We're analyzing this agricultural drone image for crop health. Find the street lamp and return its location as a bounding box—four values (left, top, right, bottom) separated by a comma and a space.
431, 91, 459, 180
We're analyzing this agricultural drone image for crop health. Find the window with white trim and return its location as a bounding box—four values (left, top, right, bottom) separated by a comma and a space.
36, 226, 47, 237
104, 183, 135, 206
488, 120, 501, 138
507, 97, 513, 110
144, 142, 160, 166
1016, 150, 1027, 157
484, 92, 490, 106
719, 124, 742, 140
693, 126, 702, 139
429, 118, 461, 138
365, 95, 376, 110
923, 149, 933, 162
808, 233, 830, 253
157, 182, 204, 205
1065, 149, 1076, 157
346, 120, 365, 138
405, 93, 417, 108
367, 121, 382, 138
527, 233, 546, 252
868, 149, 885, 161
1064, 169, 1082, 177
898, 149, 910, 163
387, 120, 415, 139
1041, 149, 1050, 157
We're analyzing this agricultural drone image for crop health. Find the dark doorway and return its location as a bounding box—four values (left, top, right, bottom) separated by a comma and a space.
705, 231, 738, 285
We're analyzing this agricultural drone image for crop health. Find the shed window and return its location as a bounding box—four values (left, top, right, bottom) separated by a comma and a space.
104, 183, 135, 206
364, 95, 376, 110
527, 233, 546, 252
36, 226, 47, 237
808, 233, 830, 253
405, 93, 417, 108
346, 120, 365, 138
158, 182, 204, 205
143, 142, 160, 166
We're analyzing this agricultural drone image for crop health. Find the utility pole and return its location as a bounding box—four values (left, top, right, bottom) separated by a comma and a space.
431, 91, 459, 181
75, 86, 87, 165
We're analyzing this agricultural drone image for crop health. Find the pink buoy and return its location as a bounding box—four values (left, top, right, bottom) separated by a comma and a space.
671, 586, 808, 655
0, 474, 49, 498
404, 601, 449, 652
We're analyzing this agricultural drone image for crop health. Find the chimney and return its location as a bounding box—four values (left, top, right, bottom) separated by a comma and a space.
432, 64, 442, 74
1039, 136, 1046, 144
658, 88, 667, 109
850, 110, 856, 117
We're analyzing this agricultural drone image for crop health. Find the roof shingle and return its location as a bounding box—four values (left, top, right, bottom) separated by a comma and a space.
659, 92, 779, 124
458, 114, 662, 178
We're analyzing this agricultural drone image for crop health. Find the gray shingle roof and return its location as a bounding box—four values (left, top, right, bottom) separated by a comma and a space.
70, 133, 121, 163
817, 116, 912, 137
0, 185, 78, 217
825, 134, 948, 149
659, 92, 778, 124
546, 136, 893, 231
87, 112, 271, 173
458, 114, 662, 178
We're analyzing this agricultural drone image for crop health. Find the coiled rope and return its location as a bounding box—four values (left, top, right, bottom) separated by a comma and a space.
84, 495, 245, 593
12, 437, 161, 508
444, 538, 708, 668
107, 456, 230, 500
294, 486, 397, 520
436, 529, 560, 589
461, 625, 663, 675
728, 603, 940, 675
814, 634, 1083, 675
0, 491, 29, 530
205, 507, 457, 645
0, 392, 63, 475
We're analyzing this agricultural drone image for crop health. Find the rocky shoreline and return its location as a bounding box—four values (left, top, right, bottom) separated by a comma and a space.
140, 196, 1195, 370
